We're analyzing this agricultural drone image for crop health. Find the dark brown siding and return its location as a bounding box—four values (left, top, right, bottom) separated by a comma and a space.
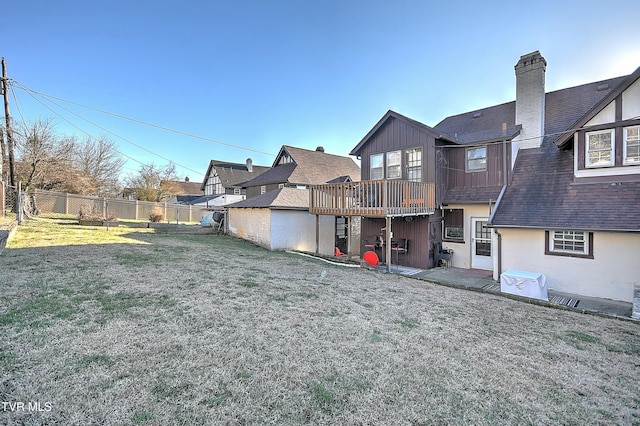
360, 215, 439, 269
443, 142, 511, 190
359, 117, 436, 183
245, 184, 282, 199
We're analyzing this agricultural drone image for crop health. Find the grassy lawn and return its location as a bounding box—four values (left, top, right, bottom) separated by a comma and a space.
1, 216, 639, 425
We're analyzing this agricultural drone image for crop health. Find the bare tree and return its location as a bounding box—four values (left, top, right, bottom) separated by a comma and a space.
15, 117, 76, 192
74, 135, 125, 196
126, 162, 181, 202
14, 118, 126, 196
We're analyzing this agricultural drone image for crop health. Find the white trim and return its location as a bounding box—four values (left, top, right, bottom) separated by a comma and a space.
386, 150, 402, 179
465, 146, 487, 172
623, 125, 640, 166
574, 166, 640, 178
585, 129, 614, 168
370, 153, 384, 180
548, 230, 588, 255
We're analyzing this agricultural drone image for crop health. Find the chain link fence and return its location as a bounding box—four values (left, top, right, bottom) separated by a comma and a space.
4, 183, 17, 216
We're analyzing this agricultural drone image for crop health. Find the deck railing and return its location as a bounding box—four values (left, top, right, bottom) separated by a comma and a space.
310, 180, 436, 217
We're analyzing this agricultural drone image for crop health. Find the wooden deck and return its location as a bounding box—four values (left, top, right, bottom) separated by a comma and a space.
309, 180, 436, 217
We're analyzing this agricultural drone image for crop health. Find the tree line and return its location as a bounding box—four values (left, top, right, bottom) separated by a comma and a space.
1, 117, 187, 202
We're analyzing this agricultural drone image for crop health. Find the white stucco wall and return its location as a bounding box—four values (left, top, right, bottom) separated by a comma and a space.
228, 208, 335, 256
498, 228, 639, 302
588, 100, 616, 126
622, 78, 640, 121
227, 208, 271, 249
270, 210, 335, 255
442, 204, 494, 270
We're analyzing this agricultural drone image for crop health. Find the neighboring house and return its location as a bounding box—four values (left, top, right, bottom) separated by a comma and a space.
310, 51, 639, 302
242, 145, 361, 198
228, 145, 361, 255
200, 158, 270, 206
165, 177, 204, 204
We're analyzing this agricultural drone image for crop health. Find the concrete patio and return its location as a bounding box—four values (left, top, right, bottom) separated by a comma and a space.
379, 264, 636, 321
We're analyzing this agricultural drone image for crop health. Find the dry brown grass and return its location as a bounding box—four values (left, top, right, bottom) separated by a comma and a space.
1, 216, 639, 425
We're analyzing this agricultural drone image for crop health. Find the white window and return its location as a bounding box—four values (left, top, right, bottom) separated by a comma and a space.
386, 150, 402, 179
550, 230, 588, 255
370, 153, 383, 180
260, 185, 266, 195
466, 147, 487, 171
405, 148, 422, 182
586, 129, 614, 167
234, 188, 241, 195
624, 126, 640, 165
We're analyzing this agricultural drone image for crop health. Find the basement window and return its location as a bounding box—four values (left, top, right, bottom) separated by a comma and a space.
545, 230, 593, 259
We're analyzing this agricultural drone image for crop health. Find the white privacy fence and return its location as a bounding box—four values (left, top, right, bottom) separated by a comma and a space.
33, 189, 215, 223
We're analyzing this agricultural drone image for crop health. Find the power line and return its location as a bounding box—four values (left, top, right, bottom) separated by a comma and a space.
16, 83, 205, 177
12, 80, 276, 157
14, 82, 151, 169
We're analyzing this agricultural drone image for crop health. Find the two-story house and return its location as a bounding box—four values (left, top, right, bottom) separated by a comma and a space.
200, 158, 270, 206
490, 55, 640, 303
311, 51, 639, 302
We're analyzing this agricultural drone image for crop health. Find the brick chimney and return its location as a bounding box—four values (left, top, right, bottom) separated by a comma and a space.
514, 51, 546, 152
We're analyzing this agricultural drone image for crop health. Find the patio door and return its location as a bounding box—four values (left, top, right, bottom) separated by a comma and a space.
471, 218, 492, 270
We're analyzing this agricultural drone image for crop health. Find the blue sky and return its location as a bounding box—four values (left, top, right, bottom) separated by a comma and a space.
3, 0, 639, 183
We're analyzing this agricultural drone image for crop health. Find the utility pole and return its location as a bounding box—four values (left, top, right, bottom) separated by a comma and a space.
2, 57, 16, 189
1, 57, 16, 215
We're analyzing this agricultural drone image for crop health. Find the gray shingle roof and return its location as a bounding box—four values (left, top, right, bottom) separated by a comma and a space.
489, 72, 640, 231
226, 187, 310, 210
200, 160, 270, 190
490, 148, 640, 231
242, 146, 361, 188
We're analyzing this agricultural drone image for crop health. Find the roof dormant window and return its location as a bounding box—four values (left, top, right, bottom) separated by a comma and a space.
466, 147, 487, 172
586, 129, 614, 168
624, 126, 640, 165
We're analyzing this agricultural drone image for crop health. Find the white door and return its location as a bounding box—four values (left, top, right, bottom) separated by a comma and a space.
471, 218, 492, 270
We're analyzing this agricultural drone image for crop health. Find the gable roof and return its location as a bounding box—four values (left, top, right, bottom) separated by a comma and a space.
226, 187, 310, 210
489, 147, 640, 231
243, 145, 361, 188
200, 159, 270, 191
490, 70, 640, 231
350, 110, 457, 156
555, 66, 640, 148
434, 103, 521, 145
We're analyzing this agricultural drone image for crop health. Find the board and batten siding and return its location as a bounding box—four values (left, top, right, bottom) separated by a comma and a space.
443, 142, 511, 190
359, 117, 436, 184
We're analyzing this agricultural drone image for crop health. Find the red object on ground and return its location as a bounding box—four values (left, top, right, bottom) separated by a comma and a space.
362, 250, 379, 267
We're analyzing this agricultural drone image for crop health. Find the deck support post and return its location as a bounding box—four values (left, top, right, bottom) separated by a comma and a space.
385, 216, 392, 273
346, 216, 352, 258
315, 214, 319, 255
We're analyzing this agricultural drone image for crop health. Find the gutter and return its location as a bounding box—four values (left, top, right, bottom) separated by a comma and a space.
488, 185, 507, 280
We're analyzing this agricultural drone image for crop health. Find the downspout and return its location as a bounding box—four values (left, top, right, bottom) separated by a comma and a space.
488, 137, 509, 280
489, 185, 507, 280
